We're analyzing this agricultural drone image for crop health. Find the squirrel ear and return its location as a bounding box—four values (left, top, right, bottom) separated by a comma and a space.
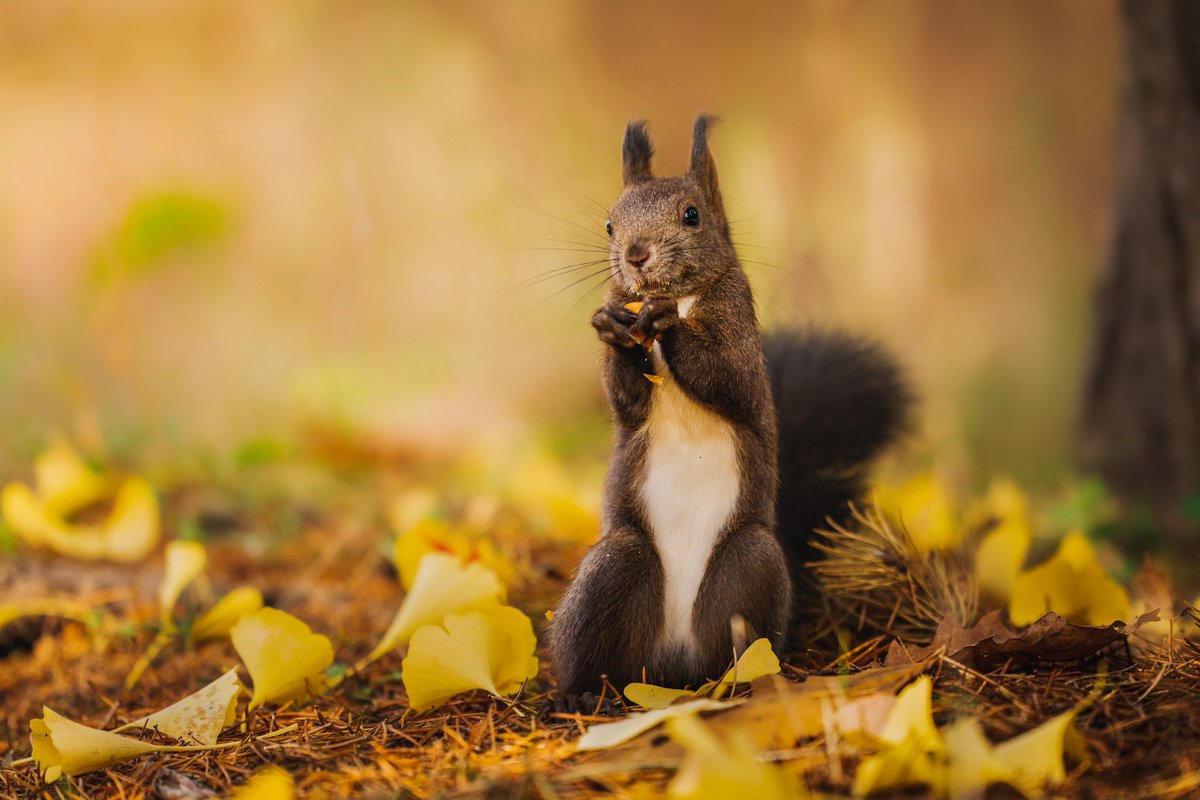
622, 120, 654, 185
689, 114, 720, 195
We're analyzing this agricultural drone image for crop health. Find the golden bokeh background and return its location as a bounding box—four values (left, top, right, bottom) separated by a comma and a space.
0, 2, 1118, 486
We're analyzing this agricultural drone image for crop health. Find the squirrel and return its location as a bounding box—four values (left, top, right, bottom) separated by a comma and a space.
549, 115, 911, 703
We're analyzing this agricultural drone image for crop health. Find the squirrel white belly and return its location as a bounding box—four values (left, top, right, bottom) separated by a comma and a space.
640, 314, 740, 659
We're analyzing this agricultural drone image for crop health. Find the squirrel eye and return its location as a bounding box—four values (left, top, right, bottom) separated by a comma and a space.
605, 220, 613, 236
683, 207, 699, 226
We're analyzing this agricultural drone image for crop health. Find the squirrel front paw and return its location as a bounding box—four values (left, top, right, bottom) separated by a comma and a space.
631, 296, 679, 340
591, 302, 641, 348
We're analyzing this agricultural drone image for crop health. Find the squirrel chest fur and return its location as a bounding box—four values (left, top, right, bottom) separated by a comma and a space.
549, 115, 910, 701
639, 297, 741, 658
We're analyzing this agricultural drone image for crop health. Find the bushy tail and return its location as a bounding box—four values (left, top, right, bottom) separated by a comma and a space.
764, 328, 912, 575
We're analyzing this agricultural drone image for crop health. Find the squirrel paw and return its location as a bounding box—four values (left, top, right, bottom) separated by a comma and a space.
591, 302, 641, 348
631, 296, 679, 340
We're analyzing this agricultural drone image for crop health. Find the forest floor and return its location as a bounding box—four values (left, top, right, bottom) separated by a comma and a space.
1, 437, 1198, 799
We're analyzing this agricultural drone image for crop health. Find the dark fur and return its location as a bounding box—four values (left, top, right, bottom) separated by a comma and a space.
550, 116, 910, 697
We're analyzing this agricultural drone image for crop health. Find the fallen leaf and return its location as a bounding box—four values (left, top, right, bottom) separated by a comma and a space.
875, 472, 959, 551
2, 444, 160, 562
231, 608, 333, 711
401, 605, 539, 712
31, 708, 158, 782
576, 698, 737, 752
992, 708, 1085, 793
0, 598, 94, 633
1009, 530, 1131, 627
190, 587, 265, 643
33, 438, 110, 517
665, 715, 804, 799
943, 709, 1086, 799
365, 552, 505, 666
885, 611, 1126, 670
114, 668, 240, 745
943, 718, 1009, 800
160, 541, 208, 621
974, 516, 1031, 603
849, 677, 944, 795
30, 707, 233, 783
229, 766, 294, 799
393, 518, 516, 591
625, 637, 781, 708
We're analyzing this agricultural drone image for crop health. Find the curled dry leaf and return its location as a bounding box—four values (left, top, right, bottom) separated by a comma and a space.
625, 637, 780, 708
190, 586, 265, 643
231, 608, 333, 711
400, 605, 539, 713
160, 540, 208, 621
885, 610, 1127, 671
114, 668, 240, 745
365, 552, 505, 666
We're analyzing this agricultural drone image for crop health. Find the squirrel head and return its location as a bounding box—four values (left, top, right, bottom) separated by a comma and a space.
606, 115, 737, 297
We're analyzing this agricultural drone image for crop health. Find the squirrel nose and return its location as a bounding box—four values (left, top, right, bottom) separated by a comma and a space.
625, 243, 651, 269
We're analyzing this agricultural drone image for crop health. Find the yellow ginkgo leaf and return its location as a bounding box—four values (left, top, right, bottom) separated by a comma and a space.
30, 708, 159, 782
974, 516, 1031, 603
853, 730, 946, 797
100, 477, 160, 562
230, 766, 295, 800
849, 677, 944, 795
625, 638, 781, 708
231, 608, 334, 711
876, 473, 959, 551
878, 675, 938, 746
576, 698, 737, 752
943, 709, 1085, 799
33, 438, 109, 517
159, 541, 207, 621
394, 519, 473, 590
401, 606, 539, 713
29, 707, 234, 783
0, 598, 94, 633
1009, 530, 1131, 627
624, 683, 697, 709
365, 552, 505, 665
114, 668, 240, 745
666, 715, 804, 800
943, 718, 1010, 800
394, 517, 517, 591
191, 586, 264, 643
992, 708, 1083, 793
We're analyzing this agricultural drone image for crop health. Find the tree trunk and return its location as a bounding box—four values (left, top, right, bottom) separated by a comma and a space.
1081, 0, 1200, 542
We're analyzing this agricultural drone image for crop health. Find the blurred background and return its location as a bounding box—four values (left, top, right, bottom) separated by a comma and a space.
0, 1, 1119, 490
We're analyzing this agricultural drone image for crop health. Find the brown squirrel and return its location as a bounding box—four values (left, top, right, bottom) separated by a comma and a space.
549, 115, 910, 705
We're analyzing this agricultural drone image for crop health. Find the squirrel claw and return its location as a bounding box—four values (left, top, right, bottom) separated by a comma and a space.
592, 304, 641, 349
632, 296, 679, 339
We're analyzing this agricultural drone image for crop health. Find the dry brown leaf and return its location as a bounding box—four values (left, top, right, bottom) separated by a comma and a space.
886, 610, 1126, 670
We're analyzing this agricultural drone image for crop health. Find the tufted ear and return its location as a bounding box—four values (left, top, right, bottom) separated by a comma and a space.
622, 120, 654, 185
689, 114, 720, 199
